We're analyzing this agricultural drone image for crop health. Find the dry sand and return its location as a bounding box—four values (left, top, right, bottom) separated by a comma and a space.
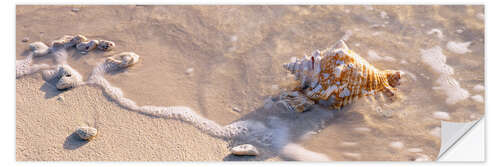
16, 5, 484, 161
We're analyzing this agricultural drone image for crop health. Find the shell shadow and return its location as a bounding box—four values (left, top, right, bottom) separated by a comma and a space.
63, 132, 89, 150
221, 97, 361, 161
39, 82, 63, 99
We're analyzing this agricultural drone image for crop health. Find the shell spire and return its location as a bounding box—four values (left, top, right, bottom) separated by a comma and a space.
282, 40, 402, 111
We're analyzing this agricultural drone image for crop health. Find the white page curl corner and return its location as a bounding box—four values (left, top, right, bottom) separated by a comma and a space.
437, 118, 483, 160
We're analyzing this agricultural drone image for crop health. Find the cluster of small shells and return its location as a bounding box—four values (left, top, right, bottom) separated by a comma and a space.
51, 34, 116, 52
27, 34, 140, 90
282, 40, 402, 112
19, 34, 142, 142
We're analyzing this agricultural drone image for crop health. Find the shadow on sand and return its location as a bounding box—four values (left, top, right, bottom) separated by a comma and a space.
63, 132, 90, 150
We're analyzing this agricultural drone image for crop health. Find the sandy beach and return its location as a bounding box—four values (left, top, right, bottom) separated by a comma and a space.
16, 5, 484, 161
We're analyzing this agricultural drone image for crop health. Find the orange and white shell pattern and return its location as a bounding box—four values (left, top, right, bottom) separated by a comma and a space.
283, 40, 401, 110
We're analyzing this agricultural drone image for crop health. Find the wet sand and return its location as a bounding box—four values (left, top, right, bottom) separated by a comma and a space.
16, 5, 484, 161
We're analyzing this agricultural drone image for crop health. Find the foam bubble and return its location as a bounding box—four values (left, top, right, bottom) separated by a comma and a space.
471, 95, 484, 103
389, 141, 405, 149
16, 53, 51, 78
342, 152, 361, 159
433, 75, 470, 105
407, 148, 423, 153
340, 141, 358, 147
446, 41, 472, 54
420, 46, 454, 75
432, 111, 451, 120
421, 46, 470, 104
280, 143, 331, 161
429, 127, 441, 137
427, 29, 444, 39
473, 84, 484, 92
367, 50, 396, 62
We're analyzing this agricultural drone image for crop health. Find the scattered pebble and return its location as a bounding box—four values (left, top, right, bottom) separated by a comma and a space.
389, 141, 404, 149
57, 96, 64, 101
21, 37, 29, 42
185, 68, 194, 75
433, 111, 451, 120
429, 127, 441, 137
230, 144, 259, 156
473, 84, 484, 92
75, 126, 98, 141
471, 95, 484, 103
79, 51, 88, 55
71, 8, 80, 12
354, 127, 371, 132
354, 43, 360, 47
456, 28, 464, 34
232, 106, 242, 113
407, 148, 423, 153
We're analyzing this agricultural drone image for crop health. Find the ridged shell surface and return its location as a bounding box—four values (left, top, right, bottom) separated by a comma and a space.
284, 40, 401, 110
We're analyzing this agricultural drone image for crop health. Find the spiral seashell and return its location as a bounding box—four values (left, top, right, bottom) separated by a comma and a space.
283, 40, 402, 110
76, 40, 99, 52
97, 40, 115, 51
105, 52, 140, 68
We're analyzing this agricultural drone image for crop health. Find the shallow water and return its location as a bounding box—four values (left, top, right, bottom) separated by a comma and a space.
16, 5, 484, 161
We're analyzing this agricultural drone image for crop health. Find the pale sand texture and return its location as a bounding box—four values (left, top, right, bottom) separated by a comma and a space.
16, 76, 232, 161
16, 5, 484, 161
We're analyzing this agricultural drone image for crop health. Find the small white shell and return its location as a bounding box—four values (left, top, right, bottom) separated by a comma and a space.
51, 35, 74, 48
75, 126, 98, 141
105, 52, 140, 68
54, 65, 83, 90
69, 34, 88, 47
230, 144, 259, 156
29, 42, 50, 57
97, 40, 115, 51
76, 40, 99, 52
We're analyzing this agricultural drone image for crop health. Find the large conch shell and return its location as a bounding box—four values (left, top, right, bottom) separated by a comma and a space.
283, 40, 402, 111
